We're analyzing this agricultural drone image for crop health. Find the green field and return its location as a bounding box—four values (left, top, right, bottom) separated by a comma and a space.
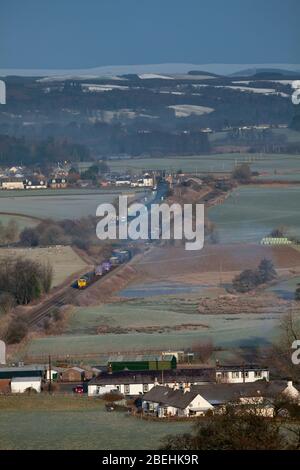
209, 185, 300, 243
0, 188, 144, 220
108, 153, 300, 177
0, 395, 190, 450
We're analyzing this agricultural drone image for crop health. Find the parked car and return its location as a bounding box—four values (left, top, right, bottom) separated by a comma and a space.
73, 385, 84, 394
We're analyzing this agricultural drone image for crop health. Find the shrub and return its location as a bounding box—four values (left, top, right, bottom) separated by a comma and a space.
232, 163, 252, 183
5, 316, 28, 344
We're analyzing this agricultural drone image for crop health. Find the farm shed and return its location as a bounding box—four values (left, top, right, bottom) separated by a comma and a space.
108, 354, 177, 372
11, 377, 42, 394
61, 367, 92, 382
0, 365, 45, 380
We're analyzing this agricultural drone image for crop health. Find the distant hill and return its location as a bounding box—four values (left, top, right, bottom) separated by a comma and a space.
187, 70, 222, 78
1, 63, 300, 79
231, 67, 300, 79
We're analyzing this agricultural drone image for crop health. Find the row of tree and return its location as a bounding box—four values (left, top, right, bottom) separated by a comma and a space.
19, 216, 99, 251
161, 402, 300, 450
0, 135, 90, 165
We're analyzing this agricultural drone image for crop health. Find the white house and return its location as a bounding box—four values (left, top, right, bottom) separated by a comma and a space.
115, 177, 131, 186
24, 179, 47, 190
142, 381, 300, 418
215, 365, 269, 383
142, 173, 154, 187
88, 369, 214, 397
11, 377, 42, 394
142, 385, 213, 418
1, 180, 24, 190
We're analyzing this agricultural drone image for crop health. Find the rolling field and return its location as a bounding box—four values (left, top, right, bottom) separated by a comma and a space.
65, 295, 210, 334
0, 213, 39, 232
23, 314, 281, 357
209, 185, 300, 243
211, 128, 300, 145
108, 153, 300, 177
22, 291, 284, 359
0, 396, 190, 450
0, 188, 144, 220
0, 246, 88, 287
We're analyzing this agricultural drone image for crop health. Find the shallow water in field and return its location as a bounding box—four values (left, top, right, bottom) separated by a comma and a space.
268, 276, 300, 300
119, 281, 211, 298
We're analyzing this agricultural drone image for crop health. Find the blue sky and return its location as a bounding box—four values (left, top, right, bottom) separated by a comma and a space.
0, 0, 299, 69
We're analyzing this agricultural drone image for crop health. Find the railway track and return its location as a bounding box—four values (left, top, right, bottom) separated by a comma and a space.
27, 289, 73, 327
27, 260, 131, 327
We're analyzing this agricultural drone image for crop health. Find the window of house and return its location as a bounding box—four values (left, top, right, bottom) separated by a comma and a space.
232, 372, 240, 378
244, 371, 249, 378
124, 384, 130, 395
143, 384, 149, 393
254, 371, 262, 378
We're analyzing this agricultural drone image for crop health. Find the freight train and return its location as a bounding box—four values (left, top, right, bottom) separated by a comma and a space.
75, 249, 131, 289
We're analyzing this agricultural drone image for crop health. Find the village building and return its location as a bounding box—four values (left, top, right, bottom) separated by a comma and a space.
48, 177, 68, 189
215, 364, 269, 383
115, 176, 132, 186
88, 368, 214, 397
61, 366, 94, 382
10, 377, 42, 394
142, 380, 300, 418
106, 354, 177, 372
24, 179, 47, 190
0, 179, 25, 190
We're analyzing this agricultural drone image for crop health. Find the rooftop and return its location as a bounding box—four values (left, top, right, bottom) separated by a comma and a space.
11, 376, 42, 383
143, 386, 199, 409
89, 368, 214, 386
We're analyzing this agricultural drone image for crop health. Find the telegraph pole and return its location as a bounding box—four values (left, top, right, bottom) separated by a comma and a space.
48, 354, 52, 393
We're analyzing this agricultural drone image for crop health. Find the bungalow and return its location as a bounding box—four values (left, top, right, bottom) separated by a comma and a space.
88, 368, 214, 397
142, 385, 210, 418
215, 364, 269, 383
143, 380, 300, 418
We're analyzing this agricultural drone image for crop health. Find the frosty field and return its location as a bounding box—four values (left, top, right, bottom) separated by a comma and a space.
108, 153, 300, 178
0, 246, 88, 287
22, 293, 282, 360
0, 188, 143, 220
209, 185, 300, 243
0, 396, 190, 450
0, 213, 38, 232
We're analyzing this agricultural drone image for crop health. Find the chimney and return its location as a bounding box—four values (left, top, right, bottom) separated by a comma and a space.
287, 380, 293, 388
107, 363, 113, 375
183, 382, 190, 393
